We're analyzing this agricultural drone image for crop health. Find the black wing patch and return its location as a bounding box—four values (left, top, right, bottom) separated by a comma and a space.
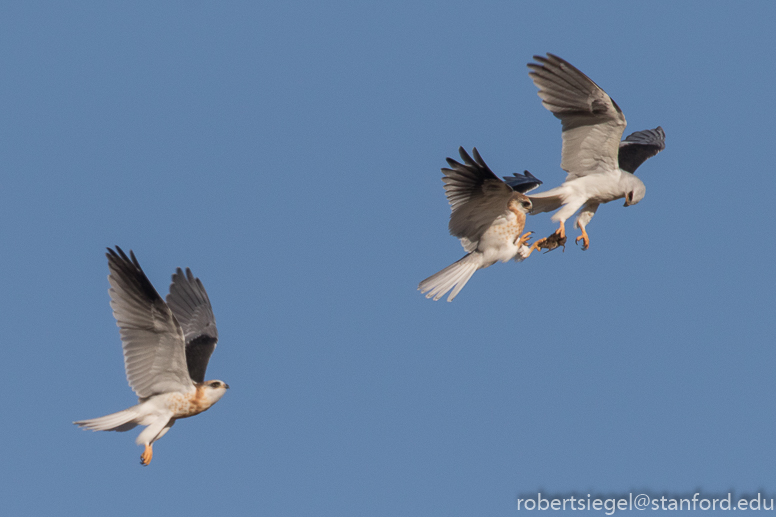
106, 247, 165, 307
502, 170, 543, 193
166, 267, 219, 383
618, 126, 665, 174
185, 335, 218, 384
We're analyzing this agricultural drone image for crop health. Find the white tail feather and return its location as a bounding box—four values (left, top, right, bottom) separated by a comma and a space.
74, 407, 140, 432
419, 253, 483, 302
528, 191, 564, 215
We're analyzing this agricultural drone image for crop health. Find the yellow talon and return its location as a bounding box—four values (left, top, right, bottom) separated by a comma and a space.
515, 231, 534, 247
575, 228, 590, 250
140, 444, 153, 466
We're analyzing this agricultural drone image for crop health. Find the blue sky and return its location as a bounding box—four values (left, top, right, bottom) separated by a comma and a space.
2, 1, 775, 515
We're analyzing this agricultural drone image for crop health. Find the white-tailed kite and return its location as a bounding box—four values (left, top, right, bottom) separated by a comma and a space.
75, 247, 228, 466
419, 147, 543, 302
523, 53, 665, 250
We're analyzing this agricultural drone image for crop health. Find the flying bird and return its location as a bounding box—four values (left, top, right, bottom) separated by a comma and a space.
75, 247, 228, 466
525, 53, 665, 250
419, 147, 542, 302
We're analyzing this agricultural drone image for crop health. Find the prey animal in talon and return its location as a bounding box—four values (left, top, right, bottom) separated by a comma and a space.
419, 148, 543, 302
524, 54, 665, 250
533, 230, 567, 253
74, 246, 229, 466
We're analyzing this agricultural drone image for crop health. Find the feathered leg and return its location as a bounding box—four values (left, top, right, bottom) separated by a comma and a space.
574, 203, 598, 251
136, 415, 174, 466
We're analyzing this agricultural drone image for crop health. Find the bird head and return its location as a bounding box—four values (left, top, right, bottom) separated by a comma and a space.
510, 193, 533, 214
201, 380, 230, 404
624, 182, 646, 207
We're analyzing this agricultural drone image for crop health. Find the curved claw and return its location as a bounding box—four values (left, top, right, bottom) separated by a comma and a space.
575, 229, 590, 251
515, 231, 534, 247
140, 444, 153, 466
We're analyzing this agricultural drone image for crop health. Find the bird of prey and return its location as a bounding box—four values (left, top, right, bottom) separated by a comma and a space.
419, 147, 542, 302
75, 247, 228, 466
524, 53, 665, 250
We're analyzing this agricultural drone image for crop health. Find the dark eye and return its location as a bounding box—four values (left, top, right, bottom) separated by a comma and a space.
521, 201, 531, 210
211, 382, 220, 388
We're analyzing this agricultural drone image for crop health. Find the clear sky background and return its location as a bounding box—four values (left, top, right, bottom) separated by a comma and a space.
2, 1, 774, 516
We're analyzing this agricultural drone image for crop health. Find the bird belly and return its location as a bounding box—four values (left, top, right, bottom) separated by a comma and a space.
169, 390, 215, 419
552, 170, 625, 222
142, 389, 215, 420
574, 169, 628, 203
477, 215, 522, 263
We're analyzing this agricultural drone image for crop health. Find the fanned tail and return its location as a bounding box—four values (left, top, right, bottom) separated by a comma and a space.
418, 252, 483, 302
74, 407, 139, 432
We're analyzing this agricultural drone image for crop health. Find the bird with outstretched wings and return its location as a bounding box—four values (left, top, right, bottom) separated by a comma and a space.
525, 53, 665, 251
419, 147, 542, 302
75, 247, 229, 466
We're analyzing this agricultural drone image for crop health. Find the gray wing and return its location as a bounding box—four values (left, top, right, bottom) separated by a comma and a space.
106, 247, 192, 399
528, 53, 627, 179
166, 267, 219, 384
618, 126, 665, 174
443, 147, 515, 248
502, 170, 543, 193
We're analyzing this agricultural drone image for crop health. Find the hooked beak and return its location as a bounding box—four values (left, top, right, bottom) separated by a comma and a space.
224, 383, 230, 389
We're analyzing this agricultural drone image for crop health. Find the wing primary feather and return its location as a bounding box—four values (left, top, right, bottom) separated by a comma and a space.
502, 170, 543, 194
528, 53, 627, 177
618, 126, 666, 174
166, 265, 219, 383
442, 147, 516, 247
106, 246, 192, 399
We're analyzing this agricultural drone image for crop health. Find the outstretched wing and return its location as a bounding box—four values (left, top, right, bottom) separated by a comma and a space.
166, 268, 219, 383
502, 170, 543, 193
528, 53, 627, 180
106, 247, 192, 399
443, 147, 514, 246
618, 126, 665, 174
